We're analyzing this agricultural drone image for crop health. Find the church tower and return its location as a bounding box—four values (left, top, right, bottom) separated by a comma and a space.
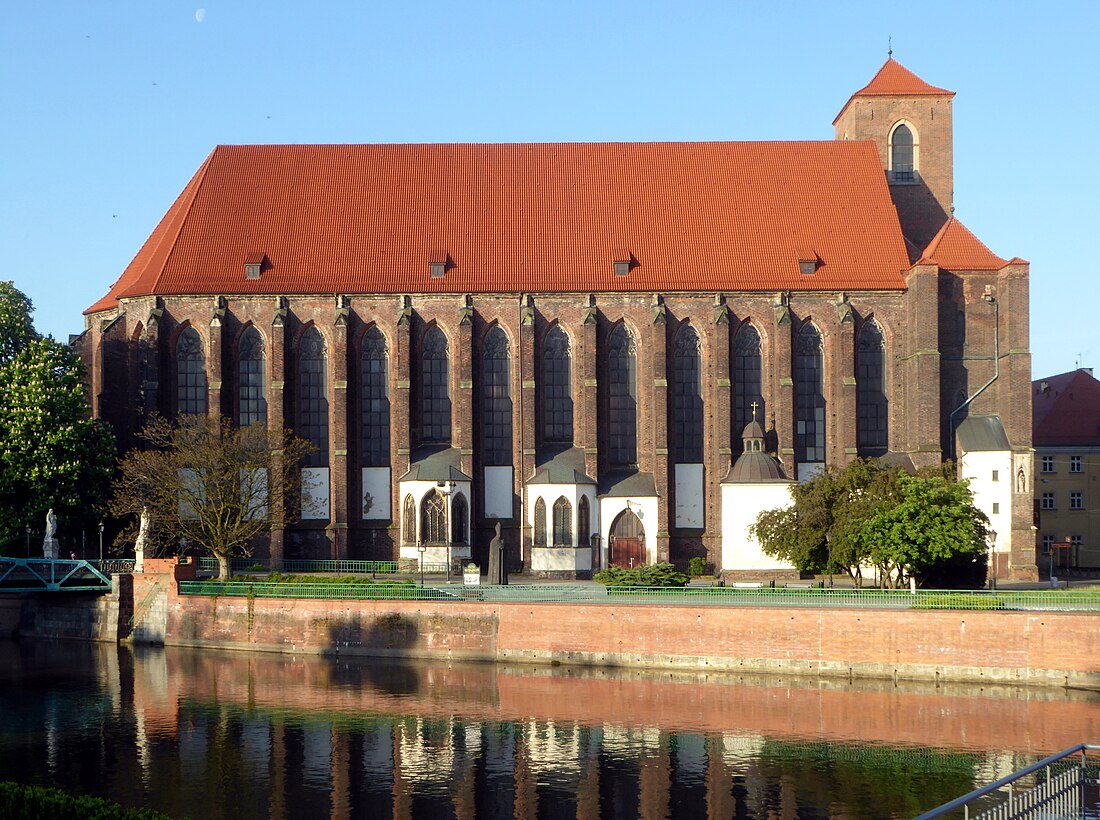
834, 58, 955, 254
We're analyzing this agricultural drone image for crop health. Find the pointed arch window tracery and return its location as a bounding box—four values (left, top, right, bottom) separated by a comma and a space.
795, 322, 825, 465
732, 324, 764, 454
422, 326, 451, 444
607, 324, 637, 467
237, 327, 266, 427
482, 327, 513, 466
672, 323, 703, 463
553, 496, 573, 547
361, 327, 390, 466
856, 320, 888, 457
541, 325, 573, 445
176, 327, 207, 416
299, 327, 328, 466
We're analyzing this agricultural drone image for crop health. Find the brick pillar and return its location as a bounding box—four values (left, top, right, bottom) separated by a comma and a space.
519, 298, 537, 571
710, 301, 732, 569
903, 264, 942, 467
773, 299, 795, 475
456, 301, 475, 478
836, 299, 858, 465
581, 300, 599, 483
207, 300, 225, 419
328, 305, 350, 560
268, 304, 288, 569
393, 301, 414, 557
651, 306, 670, 564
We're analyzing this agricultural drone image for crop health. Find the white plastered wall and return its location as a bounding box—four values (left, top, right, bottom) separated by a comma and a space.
959, 449, 1013, 562
720, 482, 797, 572
599, 495, 659, 566
396, 479, 473, 565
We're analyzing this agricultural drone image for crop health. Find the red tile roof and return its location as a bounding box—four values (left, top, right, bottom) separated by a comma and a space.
1033, 369, 1100, 446
918, 217, 1008, 271
833, 58, 954, 124
87, 141, 912, 314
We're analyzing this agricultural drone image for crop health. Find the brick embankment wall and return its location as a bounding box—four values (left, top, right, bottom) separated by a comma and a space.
153, 576, 1100, 689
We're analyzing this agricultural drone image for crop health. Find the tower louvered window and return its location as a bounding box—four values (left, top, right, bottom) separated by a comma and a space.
361, 327, 390, 466
795, 323, 826, 465
856, 320, 888, 457
607, 324, 637, 467
672, 324, 703, 463
176, 327, 207, 416
482, 327, 512, 466
237, 327, 266, 428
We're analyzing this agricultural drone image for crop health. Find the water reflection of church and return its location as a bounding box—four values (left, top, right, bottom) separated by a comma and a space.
79, 58, 1036, 579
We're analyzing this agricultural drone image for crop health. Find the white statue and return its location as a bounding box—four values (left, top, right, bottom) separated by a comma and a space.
42, 507, 59, 560
134, 506, 150, 573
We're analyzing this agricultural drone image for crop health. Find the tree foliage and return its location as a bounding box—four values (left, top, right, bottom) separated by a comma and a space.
751, 458, 987, 588
109, 415, 314, 578
0, 283, 115, 549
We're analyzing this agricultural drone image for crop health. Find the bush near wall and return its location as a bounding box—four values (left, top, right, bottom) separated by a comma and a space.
594, 563, 689, 588
0, 782, 171, 820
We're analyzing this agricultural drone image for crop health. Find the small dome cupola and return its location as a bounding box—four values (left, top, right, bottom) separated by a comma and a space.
724, 403, 789, 483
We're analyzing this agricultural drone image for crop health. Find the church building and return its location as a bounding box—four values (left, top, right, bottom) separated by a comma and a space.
77, 58, 1038, 580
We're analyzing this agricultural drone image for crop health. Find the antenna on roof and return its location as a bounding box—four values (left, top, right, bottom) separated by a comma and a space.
888, 36, 893, 58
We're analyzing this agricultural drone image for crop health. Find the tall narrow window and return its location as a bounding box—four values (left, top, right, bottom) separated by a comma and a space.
552, 497, 573, 546
176, 327, 207, 415
421, 326, 451, 444
421, 489, 447, 544
482, 327, 512, 465
237, 327, 266, 427
578, 496, 591, 546
533, 497, 547, 547
732, 324, 764, 453
541, 325, 573, 444
452, 493, 468, 545
856, 320, 888, 457
607, 324, 637, 467
299, 327, 328, 466
890, 123, 915, 182
795, 322, 826, 465
672, 324, 703, 463
402, 494, 416, 545
361, 327, 390, 466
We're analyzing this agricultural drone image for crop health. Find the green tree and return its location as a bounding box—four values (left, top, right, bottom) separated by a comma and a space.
751, 458, 984, 588
0, 284, 115, 551
109, 414, 314, 579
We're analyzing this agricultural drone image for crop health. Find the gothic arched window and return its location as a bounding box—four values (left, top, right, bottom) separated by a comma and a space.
452, 493, 468, 545
299, 327, 328, 466
732, 324, 764, 453
421, 490, 447, 544
176, 327, 207, 416
857, 320, 888, 457
422, 326, 451, 444
795, 322, 825, 465
482, 327, 512, 466
672, 324, 703, 463
553, 497, 572, 547
607, 324, 637, 467
402, 494, 416, 545
237, 327, 266, 427
578, 496, 591, 546
890, 123, 916, 182
361, 327, 390, 466
533, 497, 547, 547
541, 325, 573, 445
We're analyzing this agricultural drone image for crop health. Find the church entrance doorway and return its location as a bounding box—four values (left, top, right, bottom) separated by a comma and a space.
609, 509, 645, 568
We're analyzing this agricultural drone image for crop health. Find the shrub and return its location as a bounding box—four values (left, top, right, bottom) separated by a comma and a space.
0, 781, 170, 819
909, 593, 1006, 611
688, 557, 709, 577
594, 563, 689, 588
229, 573, 415, 587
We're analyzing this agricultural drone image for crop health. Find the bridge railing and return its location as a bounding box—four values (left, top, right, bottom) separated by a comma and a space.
916, 743, 1100, 819
0, 558, 112, 592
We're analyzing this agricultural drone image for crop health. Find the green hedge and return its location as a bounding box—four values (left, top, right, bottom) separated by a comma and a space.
0, 782, 171, 820
594, 563, 689, 588
229, 572, 415, 586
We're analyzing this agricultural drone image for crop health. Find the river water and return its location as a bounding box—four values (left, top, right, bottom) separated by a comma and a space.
1, 639, 1098, 819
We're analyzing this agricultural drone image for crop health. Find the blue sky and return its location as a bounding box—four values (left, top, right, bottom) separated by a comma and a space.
1, 1, 1094, 379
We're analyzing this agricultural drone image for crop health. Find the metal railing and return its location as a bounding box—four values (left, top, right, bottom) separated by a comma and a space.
87, 558, 137, 575
916, 743, 1100, 819
0, 558, 112, 593
194, 557, 410, 575
174, 583, 1100, 610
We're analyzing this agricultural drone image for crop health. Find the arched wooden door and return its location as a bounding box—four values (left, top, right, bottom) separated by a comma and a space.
609, 509, 645, 568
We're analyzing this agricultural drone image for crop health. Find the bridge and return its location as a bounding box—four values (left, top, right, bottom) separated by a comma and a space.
0, 558, 113, 592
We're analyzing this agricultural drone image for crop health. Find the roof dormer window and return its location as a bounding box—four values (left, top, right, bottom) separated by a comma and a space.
797, 250, 821, 275
430, 262, 446, 278
244, 252, 267, 280
613, 253, 638, 277
429, 252, 452, 279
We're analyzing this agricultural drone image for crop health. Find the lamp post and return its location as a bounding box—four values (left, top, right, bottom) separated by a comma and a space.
25, 525, 30, 558
98, 521, 104, 562
418, 541, 426, 588
987, 529, 997, 590
438, 480, 456, 581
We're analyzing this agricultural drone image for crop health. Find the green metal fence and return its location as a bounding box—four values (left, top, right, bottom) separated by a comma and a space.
195, 557, 406, 575
175, 582, 1100, 610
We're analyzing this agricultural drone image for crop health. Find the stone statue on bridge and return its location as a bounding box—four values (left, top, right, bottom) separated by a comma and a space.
42, 508, 59, 560
134, 506, 150, 573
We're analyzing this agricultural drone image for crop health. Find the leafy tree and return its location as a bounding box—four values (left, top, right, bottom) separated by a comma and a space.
751, 458, 985, 588
0, 282, 115, 550
109, 415, 314, 578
